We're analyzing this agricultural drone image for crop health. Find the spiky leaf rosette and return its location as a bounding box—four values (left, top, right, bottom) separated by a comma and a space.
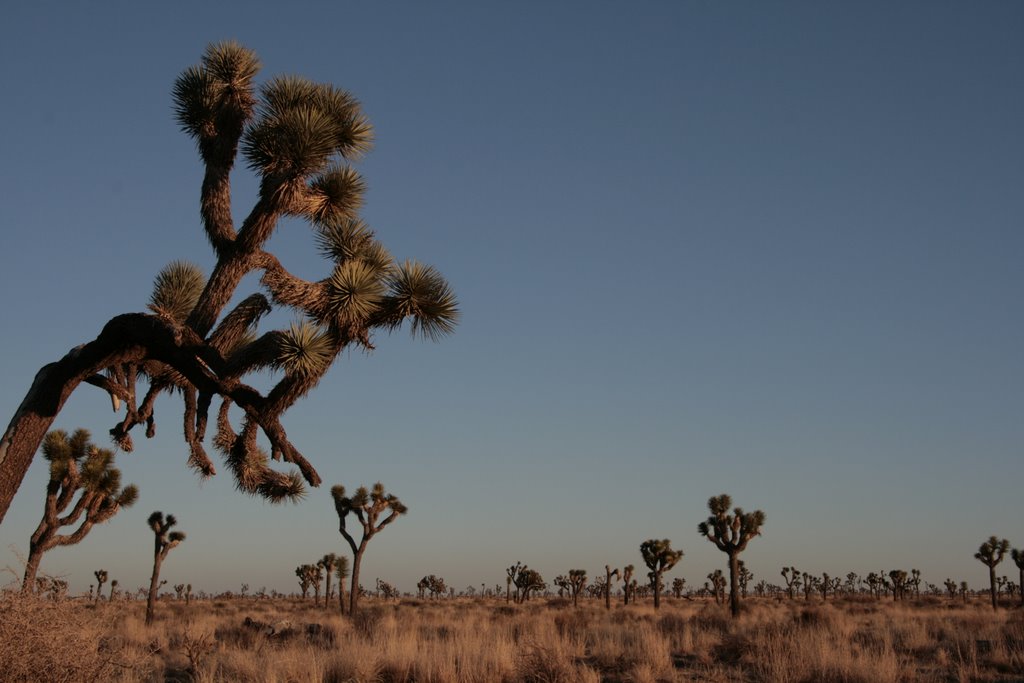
326, 261, 385, 325
149, 261, 206, 322
383, 261, 459, 340
274, 321, 335, 377
304, 165, 366, 223
315, 218, 392, 274
243, 77, 373, 179
173, 41, 260, 157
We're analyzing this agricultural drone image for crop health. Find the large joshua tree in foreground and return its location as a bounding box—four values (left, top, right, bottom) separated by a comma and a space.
331, 482, 406, 614
698, 493, 766, 617
0, 41, 458, 525
975, 536, 1010, 611
639, 539, 683, 610
21, 429, 138, 591
146, 512, 185, 625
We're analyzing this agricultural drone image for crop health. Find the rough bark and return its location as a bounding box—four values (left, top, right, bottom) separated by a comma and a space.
728, 553, 741, 617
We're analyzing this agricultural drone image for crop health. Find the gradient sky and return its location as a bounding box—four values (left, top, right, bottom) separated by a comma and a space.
1, 2, 1021, 597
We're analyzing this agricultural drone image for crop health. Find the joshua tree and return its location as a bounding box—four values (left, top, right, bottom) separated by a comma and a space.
1011, 549, 1024, 607
672, 577, 687, 599
909, 568, 922, 598
622, 564, 635, 605
146, 512, 185, 625
174, 583, 186, 600
0, 42, 459, 527
377, 578, 399, 600
603, 565, 620, 610
698, 493, 766, 617
185, 583, 192, 605
419, 575, 447, 599
553, 575, 570, 599
514, 566, 546, 602
332, 482, 407, 614
888, 570, 908, 601
21, 430, 139, 591
110, 579, 119, 601
319, 554, 340, 609
94, 570, 108, 604
975, 536, 1010, 611
708, 569, 727, 604
802, 572, 818, 600
943, 578, 958, 600
308, 563, 324, 604
781, 566, 800, 600
567, 569, 587, 607
737, 560, 753, 598
640, 539, 683, 610
296, 564, 314, 599
506, 562, 521, 604
959, 580, 970, 603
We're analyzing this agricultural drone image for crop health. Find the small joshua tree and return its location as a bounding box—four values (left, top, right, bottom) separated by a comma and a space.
622, 564, 635, 605
506, 562, 522, 603
709, 569, 727, 604
308, 562, 324, 604
320, 554, 340, 609
22, 430, 139, 591
698, 493, 765, 617
514, 566, 546, 602
568, 569, 587, 607
296, 564, 314, 598
94, 570, 108, 604
781, 566, 800, 600
603, 565, 620, 610
110, 579, 119, 601
888, 570, 908, 601
944, 578, 958, 600
377, 578, 400, 600
146, 511, 185, 625
975, 536, 1010, 611
1011, 549, 1024, 608
640, 539, 682, 610
332, 482, 406, 614
174, 583, 186, 600
737, 560, 753, 598
909, 568, 922, 598
672, 577, 686, 599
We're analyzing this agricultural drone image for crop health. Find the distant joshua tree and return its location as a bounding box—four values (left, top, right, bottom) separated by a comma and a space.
698, 493, 765, 617
640, 539, 682, 610
944, 579, 958, 600
320, 554, 340, 609
94, 570, 108, 604
21, 429, 139, 591
110, 579, 119, 601
708, 569, 726, 604
781, 567, 800, 600
377, 578, 400, 600
975, 536, 1010, 611
959, 580, 970, 603
737, 560, 753, 598
672, 576, 686, 599
506, 562, 521, 604
146, 512, 185, 625
888, 570, 908, 601
909, 569, 922, 598
1010, 548, 1024, 608
308, 562, 324, 604
331, 482, 407, 615
603, 565, 620, 610
622, 565, 635, 605
174, 583, 186, 600
514, 566, 546, 602
567, 569, 587, 607
419, 574, 447, 599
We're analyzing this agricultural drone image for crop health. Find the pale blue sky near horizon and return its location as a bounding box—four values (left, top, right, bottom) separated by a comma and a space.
1, 2, 1021, 596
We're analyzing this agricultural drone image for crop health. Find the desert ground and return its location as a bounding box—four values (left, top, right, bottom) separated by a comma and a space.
3, 588, 1022, 682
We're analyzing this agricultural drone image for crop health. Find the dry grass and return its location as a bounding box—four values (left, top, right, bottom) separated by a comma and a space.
1, 590, 1022, 682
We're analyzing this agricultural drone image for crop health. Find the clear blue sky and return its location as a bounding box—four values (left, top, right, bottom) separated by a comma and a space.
1, 2, 1021, 596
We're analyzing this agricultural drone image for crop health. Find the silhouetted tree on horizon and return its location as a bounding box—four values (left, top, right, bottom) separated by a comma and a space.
21, 429, 138, 591
976, 536, 1010, 611
146, 512, 185, 625
332, 482, 406, 614
698, 493, 765, 617
640, 539, 682, 610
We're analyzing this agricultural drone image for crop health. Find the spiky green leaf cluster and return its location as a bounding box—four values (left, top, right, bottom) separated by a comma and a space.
172, 42, 260, 154
384, 261, 459, 339
149, 261, 206, 322
274, 321, 335, 377
326, 261, 385, 325
242, 76, 372, 180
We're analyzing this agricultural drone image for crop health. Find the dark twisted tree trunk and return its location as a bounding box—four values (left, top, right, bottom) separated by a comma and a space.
728, 554, 741, 617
